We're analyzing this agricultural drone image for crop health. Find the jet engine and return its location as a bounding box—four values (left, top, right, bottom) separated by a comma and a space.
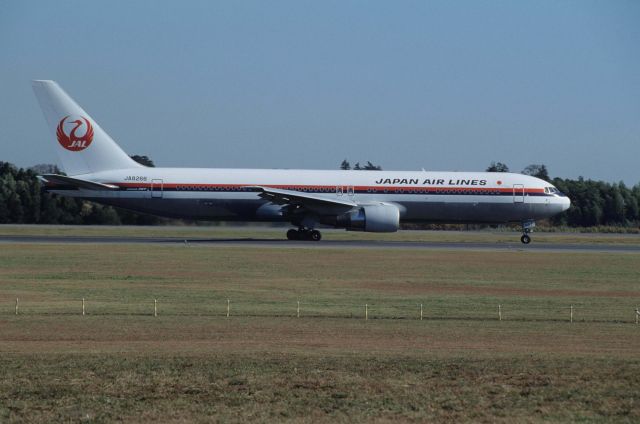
334, 203, 400, 232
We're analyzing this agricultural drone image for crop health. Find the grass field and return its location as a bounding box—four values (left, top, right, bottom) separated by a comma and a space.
1, 229, 639, 422
2, 223, 640, 245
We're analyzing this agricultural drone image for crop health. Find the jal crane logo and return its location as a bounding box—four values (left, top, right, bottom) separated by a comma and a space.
56, 115, 94, 151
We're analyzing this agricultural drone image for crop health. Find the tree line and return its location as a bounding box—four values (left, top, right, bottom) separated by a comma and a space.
486, 161, 640, 227
0, 157, 638, 228
0, 158, 160, 225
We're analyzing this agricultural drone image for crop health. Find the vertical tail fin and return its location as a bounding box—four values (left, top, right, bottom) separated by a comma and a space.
32, 80, 142, 176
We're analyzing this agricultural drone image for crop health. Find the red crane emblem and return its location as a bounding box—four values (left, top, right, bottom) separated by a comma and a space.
56, 116, 94, 151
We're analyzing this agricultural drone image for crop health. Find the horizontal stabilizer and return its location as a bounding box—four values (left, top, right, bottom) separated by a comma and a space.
39, 174, 119, 191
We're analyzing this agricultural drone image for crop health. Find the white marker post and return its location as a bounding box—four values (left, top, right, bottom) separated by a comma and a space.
498, 304, 502, 321
636, 307, 638, 325
570, 305, 573, 323
82, 298, 85, 316
15, 298, 18, 315
154, 299, 157, 317
297, 300, 300, 318
420, 303, 423, 321
227, 299, 230, 318
365, 304, 368, 321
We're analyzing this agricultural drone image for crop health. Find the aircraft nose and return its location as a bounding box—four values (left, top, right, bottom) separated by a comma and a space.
561, 196, 571, 212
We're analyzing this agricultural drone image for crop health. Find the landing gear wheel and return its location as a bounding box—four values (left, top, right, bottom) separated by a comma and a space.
310, 230, 322, 241
287, 229, 299, 240
520, 234, 531, 244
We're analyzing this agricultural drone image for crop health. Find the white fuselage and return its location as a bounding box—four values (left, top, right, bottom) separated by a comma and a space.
49, 168, 570, 224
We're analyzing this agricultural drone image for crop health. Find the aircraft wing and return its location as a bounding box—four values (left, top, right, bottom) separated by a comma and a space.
247, 186, 357, 214
39, 174, 119, 191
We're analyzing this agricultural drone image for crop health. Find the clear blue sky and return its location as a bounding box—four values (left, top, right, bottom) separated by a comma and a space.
2, 1, 639, 183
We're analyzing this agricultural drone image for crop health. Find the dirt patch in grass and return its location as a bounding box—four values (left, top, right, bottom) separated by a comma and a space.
1, 316, 639, 358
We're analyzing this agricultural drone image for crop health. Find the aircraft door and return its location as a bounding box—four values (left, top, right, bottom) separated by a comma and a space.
347, 186, 355, 197
513, 184, 524, 203
151, 179, 163, 198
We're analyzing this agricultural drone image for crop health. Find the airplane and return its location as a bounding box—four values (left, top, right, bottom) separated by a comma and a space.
32, 80, 570, 244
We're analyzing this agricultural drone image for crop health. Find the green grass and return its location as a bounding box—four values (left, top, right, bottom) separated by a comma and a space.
1, 224, 640, 245
2, 244, 638, 321
1, 241, 639, 422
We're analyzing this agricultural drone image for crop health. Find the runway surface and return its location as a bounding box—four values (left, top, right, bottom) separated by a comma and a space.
1, 234, 639, 253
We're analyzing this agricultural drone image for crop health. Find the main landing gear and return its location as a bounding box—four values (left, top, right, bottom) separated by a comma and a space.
520, 219, 535, 244
287, 228, 322, 241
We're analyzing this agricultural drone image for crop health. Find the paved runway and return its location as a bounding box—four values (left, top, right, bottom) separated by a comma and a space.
1, 234, 639, 253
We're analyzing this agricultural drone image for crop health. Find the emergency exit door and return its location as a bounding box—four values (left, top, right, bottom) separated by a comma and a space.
151, 179, 163, 198
513, 184, 524, 203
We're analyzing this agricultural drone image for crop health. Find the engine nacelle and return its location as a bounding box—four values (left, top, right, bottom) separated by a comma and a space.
336, 203, 400, 232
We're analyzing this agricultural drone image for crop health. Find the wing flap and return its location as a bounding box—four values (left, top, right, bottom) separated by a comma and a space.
247, 186, 357, 213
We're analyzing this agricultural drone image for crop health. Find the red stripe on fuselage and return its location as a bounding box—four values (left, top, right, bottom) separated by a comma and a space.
112, 182, 544, 194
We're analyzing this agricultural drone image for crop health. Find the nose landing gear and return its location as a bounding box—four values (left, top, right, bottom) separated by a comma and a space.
520, 219, 535, 244
286, 228, 322, 241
